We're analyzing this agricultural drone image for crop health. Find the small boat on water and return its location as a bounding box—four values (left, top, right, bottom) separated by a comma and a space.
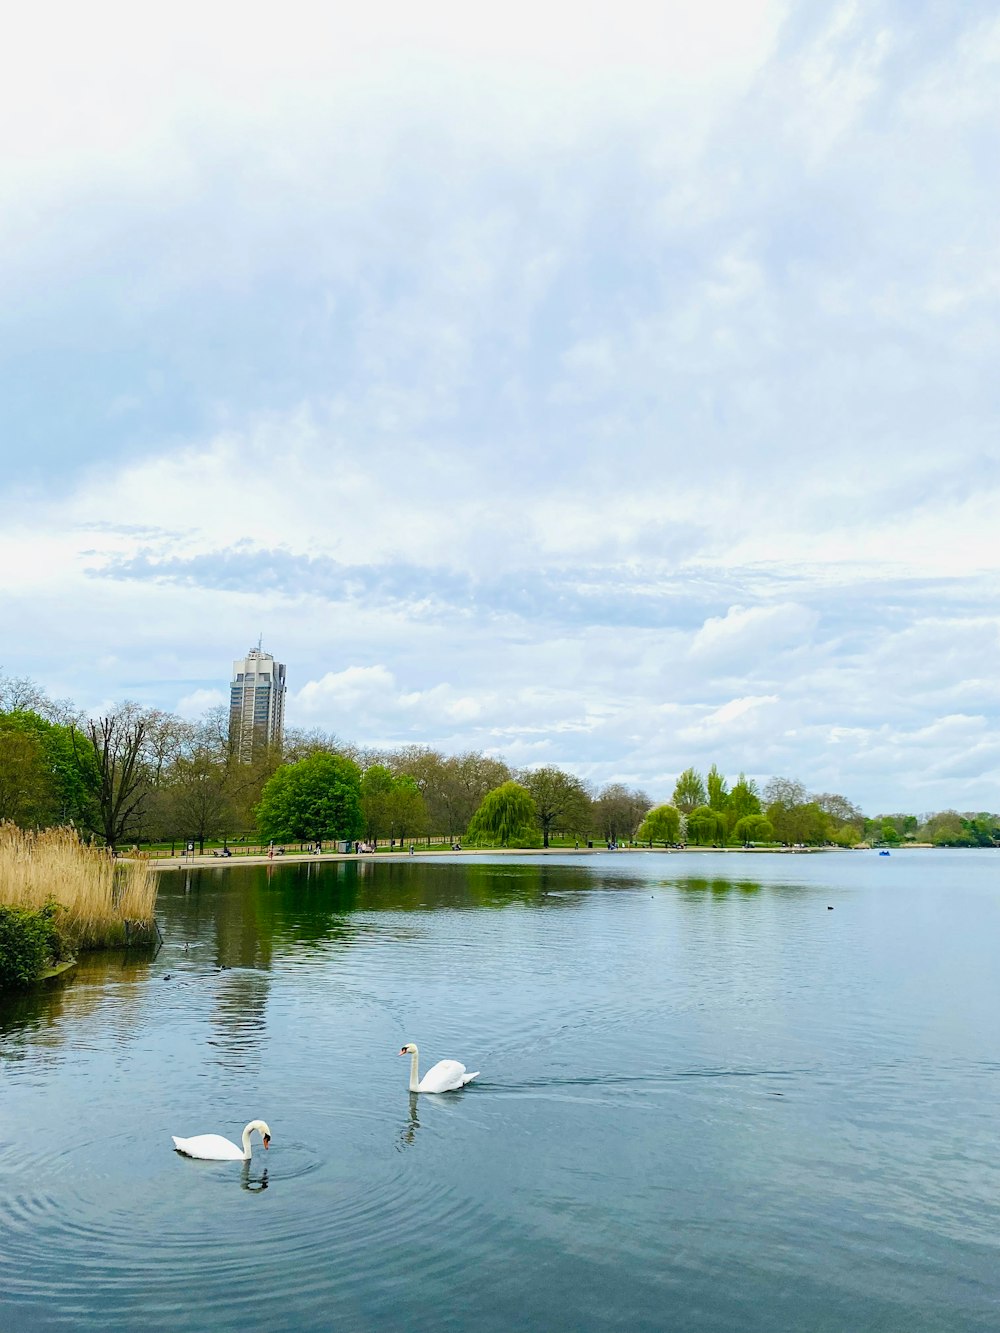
878, 850, 891, 856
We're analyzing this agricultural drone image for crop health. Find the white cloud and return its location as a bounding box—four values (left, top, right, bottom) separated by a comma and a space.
689, 605, 816, 662
176, 687, 227, 718
3, 2, 1000, 814
295, 666, 398, 714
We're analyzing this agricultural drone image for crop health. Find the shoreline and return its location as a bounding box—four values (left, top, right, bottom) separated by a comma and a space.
140, 844, 879, 872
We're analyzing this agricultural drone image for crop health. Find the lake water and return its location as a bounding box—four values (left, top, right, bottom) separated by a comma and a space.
1, 850, 999, 1332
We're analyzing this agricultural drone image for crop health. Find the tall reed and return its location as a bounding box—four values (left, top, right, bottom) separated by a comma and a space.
0, 824, 158, 950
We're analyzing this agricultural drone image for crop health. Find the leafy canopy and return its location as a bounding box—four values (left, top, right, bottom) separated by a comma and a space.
360, 764, 427, 841
466, 781, 539, 847
706, 764, 729, 812
686, 805, 728, 846
519, 766, 591, 847
732, 814, 774, 844
672, 768, 706, 814
727, 774, 761, 827
637, 804, 681, 844
256, 753, 363, 843
0, 710, 96, 827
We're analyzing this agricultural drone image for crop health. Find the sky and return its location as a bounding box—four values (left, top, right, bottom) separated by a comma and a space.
2, 0, 999, 815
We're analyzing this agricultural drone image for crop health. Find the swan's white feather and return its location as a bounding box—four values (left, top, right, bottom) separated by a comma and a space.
172, 1132, 246, 1160
418, 1059, 473, 1093
172, 1120, 270, 1161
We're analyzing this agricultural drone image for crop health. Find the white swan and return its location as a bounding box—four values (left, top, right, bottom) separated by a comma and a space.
172, 1119, 272, 1160
400, 1042, 479, 1093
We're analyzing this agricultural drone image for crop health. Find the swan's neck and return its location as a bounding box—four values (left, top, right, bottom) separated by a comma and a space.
409, 1049, 420, 1093
241, 1125, 253, 1158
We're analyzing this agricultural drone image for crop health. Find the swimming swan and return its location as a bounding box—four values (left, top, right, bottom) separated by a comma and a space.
172, 1120, 272, 1160
399, 1042, 479, 1093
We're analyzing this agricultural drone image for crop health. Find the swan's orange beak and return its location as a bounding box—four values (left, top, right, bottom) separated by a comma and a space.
399, 1047, 407, 1056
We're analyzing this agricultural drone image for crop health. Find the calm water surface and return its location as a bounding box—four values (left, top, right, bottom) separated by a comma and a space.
2, 851, 999, 1331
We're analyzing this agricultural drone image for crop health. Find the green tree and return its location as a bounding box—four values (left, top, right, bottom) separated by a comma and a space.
768, 800, 830, 846
256, 753, 363, 843
447, 752, 512, 835
387, 775, 428, 846
520, 766, 591, 848
360, 764, 395, 840
385, 748, 444, 832
166, 748, 233, 851
637, 804, 681, 845
0, 710, 96, 827
763, 777, 830, 845
732, 814, 774, 845
226, 747, 284, 834
961, 813, 999, 846
727, 774, 761, 829
466, 782, 539, 847
0, 729, 52, 824
921, 811, 967, 846
706, 763, 729, 813
672, 768, 707, 814
360, 766, 428, 845
390, 748, 511, 840
687, 805, 727, 846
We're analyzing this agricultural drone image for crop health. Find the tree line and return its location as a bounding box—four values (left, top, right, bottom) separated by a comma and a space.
1, 672, 996, 850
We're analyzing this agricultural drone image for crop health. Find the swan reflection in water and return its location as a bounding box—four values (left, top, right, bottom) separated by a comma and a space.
397, 1093, 421, 1150
241, 1161, 269, 1192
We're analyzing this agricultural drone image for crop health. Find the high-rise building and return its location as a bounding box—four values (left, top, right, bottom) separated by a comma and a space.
228, 645, 286, 762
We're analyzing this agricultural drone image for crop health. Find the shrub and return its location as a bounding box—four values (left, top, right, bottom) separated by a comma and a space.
0, 901, 69, 989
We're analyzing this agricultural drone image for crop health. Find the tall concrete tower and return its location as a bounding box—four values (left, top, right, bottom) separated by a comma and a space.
228, 644, 286, 762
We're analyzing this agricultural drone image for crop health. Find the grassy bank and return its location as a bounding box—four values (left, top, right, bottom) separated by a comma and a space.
0, 824, 158, 954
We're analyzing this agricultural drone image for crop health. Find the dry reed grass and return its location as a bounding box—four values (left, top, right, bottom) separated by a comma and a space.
0, 823, 159, 949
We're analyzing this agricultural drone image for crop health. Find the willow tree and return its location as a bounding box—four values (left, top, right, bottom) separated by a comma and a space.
637, 804, 681, 846
686, 805, 727, 846
466, 781, 538, 848
732, 814, 774, 845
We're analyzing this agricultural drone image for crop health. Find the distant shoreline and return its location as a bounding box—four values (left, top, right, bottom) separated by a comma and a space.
139, 843, 928, 872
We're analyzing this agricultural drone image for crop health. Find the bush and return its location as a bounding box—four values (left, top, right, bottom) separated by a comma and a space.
0, 901, 69, 990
